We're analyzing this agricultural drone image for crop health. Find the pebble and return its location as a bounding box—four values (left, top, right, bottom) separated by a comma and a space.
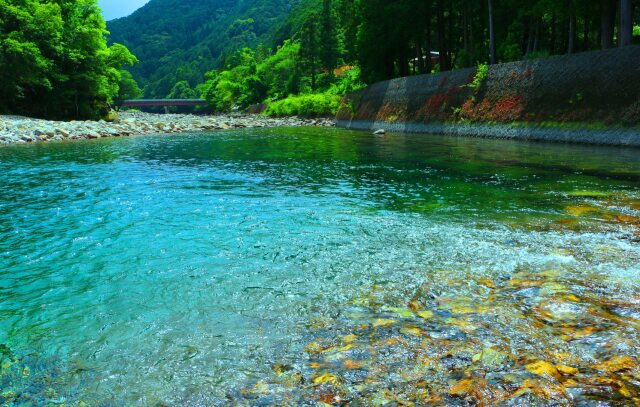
0, 112, 336, 144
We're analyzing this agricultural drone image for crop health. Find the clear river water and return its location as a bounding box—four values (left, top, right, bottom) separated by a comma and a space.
1, 128, 639, 406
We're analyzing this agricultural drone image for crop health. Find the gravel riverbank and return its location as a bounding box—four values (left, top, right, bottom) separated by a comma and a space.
0, 112, 335, 144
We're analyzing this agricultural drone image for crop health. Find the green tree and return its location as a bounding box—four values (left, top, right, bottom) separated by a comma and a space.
167, 80, 198, 99
299, 14, 319, 90
357, 0, 397, 82
620, 0, 635, 46
258, 40, 302, 99
52, 0, 136, 118
0, 0, 63, 113
319, 0, 339, 71
336, 0, 359, 63
166, 80, 199, 112
202, 48, 267, 111
114, 70, 142, 107
105, 43, 139, 108
0, 0, 137, 119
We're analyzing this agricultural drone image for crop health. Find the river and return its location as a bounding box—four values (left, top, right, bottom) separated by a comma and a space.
1, 128, 639, 405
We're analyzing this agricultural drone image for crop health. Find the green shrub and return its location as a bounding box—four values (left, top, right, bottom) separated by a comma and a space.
454, 49, 477, 69
202, 48, 268, 112
498, 42, 522, 62
468, 63, 488, 91
105, 110, 119, 122
266, 93, 341, 117
327, 66, 366, 95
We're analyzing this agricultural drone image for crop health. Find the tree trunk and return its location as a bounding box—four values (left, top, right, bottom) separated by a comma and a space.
620, 0, 634, 46
399, 48, 410, 77
311, 58, 316, 91
488, 0, 496, 64
448, 0, 455, 68
425, 22, 433, 73
550, 13, 557, 54
437, 0, 450, 70
526, 18, 535, 57
533, 18, 540, 52
463, 2, 469, 52
469, 3, 475, 54
583, 14, 590, 50
601, 0, 615, 48
384, 53, 395, 79
568, 7, 576, 54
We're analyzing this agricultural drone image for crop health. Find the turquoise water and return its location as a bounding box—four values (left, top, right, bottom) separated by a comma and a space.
1, 128, 640, 405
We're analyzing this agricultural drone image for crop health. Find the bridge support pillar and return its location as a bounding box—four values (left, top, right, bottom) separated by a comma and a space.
164, 106, 170, 114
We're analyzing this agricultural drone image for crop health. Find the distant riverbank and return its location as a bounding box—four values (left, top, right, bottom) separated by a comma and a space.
0, 112, 335, 144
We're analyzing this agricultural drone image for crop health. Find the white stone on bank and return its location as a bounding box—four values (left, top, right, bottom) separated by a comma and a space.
0, 112, 336, 144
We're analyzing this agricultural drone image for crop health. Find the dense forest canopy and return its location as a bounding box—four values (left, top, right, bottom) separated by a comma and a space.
107, 0, 313, 98
186, 0, 640, 116
0, 0, 638, 118
106, 0, 639, 115
354, 0, 640, 83
0, 0, 138, 119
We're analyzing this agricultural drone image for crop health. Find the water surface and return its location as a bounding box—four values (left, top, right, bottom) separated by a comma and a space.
1, 128, 639, 405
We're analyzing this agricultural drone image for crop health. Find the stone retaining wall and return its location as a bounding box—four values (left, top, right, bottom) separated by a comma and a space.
337, 46, 640, 145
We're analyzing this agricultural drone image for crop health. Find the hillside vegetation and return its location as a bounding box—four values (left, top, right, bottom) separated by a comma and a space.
107, 0, 311, 98
109, 0, 639, 118
1, 0, 638, 119
0, 0, 137, 119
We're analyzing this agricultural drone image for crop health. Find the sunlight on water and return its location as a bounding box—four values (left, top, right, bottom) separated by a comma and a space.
1, 128, 639, 405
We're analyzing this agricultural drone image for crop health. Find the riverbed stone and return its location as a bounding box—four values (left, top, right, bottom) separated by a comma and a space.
56, 128, 70, 137
0, 112, 336, 144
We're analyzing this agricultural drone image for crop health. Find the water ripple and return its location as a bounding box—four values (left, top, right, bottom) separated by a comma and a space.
0, 129, 639, 405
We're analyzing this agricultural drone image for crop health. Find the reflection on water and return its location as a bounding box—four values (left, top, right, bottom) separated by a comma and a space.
0, 128, 639, 405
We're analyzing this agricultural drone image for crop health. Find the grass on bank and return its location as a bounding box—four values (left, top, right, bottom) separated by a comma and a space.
265, 93, 341, 117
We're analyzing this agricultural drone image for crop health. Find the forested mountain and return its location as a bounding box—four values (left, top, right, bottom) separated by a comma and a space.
107, 0, 317, 98
108, 0, 638, 104
161, 0, 639, 117
5, 0, 632, 119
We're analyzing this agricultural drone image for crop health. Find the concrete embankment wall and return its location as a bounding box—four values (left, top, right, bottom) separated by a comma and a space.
337, 46, 640, 146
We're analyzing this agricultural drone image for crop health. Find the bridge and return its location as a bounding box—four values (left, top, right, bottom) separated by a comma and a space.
120, 99, 207, 113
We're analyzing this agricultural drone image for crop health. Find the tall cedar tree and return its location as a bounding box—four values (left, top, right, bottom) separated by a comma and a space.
299, 14, 319, 90
319, 0, 339, 71
354, 0, 637, 82
336, 0, 359, 63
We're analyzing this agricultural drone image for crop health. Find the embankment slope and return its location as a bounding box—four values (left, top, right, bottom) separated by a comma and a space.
337, 46, 640, 146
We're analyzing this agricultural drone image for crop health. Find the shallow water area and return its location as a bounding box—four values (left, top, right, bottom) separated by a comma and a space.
1, 128, 640, 405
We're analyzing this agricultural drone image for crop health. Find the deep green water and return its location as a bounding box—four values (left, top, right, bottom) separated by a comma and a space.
1, 128, 640, 405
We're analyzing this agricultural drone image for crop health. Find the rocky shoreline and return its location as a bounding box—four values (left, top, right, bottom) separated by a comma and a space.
0, 112, 335, 144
